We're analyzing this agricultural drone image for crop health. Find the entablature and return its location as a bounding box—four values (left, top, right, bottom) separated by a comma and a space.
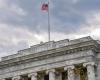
0, 39, 98, 69
1, 36, 93, 61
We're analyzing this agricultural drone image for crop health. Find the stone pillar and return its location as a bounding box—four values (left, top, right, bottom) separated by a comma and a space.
12, 76, 21, 80
56, 71, 62, 80
83, 62, 96, 80
64, 65, 75, 80
28, 73, 37, 80
46, 69, 55, 80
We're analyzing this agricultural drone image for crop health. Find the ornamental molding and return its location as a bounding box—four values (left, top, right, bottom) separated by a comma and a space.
83, 62, 96, 67
46, 69, 56, 74
0, 40, 98, 68
28, 72, 37, 77
64, 65, 75, 70
12, 76, 21, 80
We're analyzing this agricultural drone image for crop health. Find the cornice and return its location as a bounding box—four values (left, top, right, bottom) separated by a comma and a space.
0, 40, 98, 68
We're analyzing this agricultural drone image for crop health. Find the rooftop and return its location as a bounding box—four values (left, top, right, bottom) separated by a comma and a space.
1, 36, 95, 61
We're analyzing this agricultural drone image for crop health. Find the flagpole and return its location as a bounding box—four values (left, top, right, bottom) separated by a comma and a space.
48, 0, 50, 42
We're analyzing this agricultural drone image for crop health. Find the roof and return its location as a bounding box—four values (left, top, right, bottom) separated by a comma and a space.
1, 36, 94, 61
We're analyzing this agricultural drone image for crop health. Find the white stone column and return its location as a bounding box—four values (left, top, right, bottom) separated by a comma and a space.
83, 62, 96, 80
12, 76, 21, 80
56, 71, 62, 80
64, 65, 75, 80
28, 73, 37, 80
46, 69, 55, 80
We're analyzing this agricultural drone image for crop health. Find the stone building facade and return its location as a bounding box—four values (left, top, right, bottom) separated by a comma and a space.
0, 36, 100, 80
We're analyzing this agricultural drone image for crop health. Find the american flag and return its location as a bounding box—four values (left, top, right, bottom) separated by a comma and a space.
41, 3, 48, 11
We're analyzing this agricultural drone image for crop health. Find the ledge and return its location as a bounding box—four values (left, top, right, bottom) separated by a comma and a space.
1, 36, 93, 61
0, 39, 98, 68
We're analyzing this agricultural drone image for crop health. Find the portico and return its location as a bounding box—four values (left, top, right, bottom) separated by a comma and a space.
6, 62, 96, 80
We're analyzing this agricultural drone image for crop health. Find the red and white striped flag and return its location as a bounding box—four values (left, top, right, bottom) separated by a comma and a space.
41, 3, 48, 11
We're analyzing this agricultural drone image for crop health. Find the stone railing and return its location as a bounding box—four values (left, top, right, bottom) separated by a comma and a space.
1, 36, 93, 61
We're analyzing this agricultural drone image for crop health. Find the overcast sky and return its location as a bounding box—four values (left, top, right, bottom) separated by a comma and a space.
0, 0, 100, 57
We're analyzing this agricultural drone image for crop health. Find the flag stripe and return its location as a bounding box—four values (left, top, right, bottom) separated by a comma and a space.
42, 3, 48, 11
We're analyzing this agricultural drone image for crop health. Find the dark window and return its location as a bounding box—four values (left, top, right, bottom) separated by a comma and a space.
62, 71, 67, 80
44, 74, 49, 80
28, 77, 31, 80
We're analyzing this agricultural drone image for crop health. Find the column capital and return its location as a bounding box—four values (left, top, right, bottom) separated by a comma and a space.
28, 72, 37, 77
12, 76, 21, 80
84, 62, 96, 80
83, 62, 96, 67
46, 69, 55, 74
64, 65, 75, 71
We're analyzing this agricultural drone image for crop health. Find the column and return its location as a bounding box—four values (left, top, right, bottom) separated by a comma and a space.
64, 65, 75, 80
12, 76, 21, 80
46, 69, 55, 80
83, 62, 96, 80
28, 73, 37, 80
56, 71, 62, 80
